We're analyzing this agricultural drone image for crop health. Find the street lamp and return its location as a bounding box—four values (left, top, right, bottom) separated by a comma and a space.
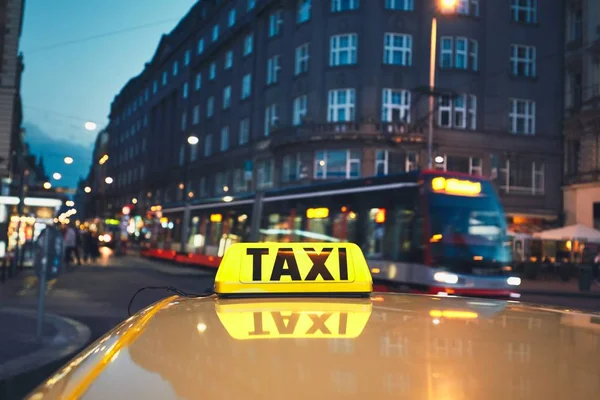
428, 0, 457, 169
187, 135, 199, 145
84, 121, 97, 131
435, 155, 445, 164
132, 198, 138, 204
99, 154, 109, 165
43, 182, 52, 190
52, 172, 62, 180
66, 200, 75, 207
64, 156, 74, 165
105, 177, 114, 184
84, 186, 92, 193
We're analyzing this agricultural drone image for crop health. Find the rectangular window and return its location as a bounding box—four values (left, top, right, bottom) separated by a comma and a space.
440, 37, 477, 71
197, 38, 205, 54
385, 0, 413, 11
314, 150, 361, 179
264, 104, 279, 136
457, 0, 479, 17
220, 126, 230, 151
162, 71, 168, 86
295, 43, 310, 75
144, 88, 149, 102
228, 8, 237, 27
225, 50, 233, 69
214, 172, 228, 195
247, 0, 256, 11
182, 82, 189, 99
509, 99, 536, 135
330, 34, 358, 66
511, 44, 536, 77
143, 114, 148, 126
244, 34, 254, 56
266, 55, 281, 85
375, 150, 388, 176
184, 50, 191, 66
297, 0, 312, 23
207, 96, 215, 118
204, 134, 213, 157
152, 80, 158, 94
511, 0, 537, 24
382, 89, 411, 122
193, 105, 200, 125
257, 159, 274, 189
331, 0, 359, 12
181, 111, 187, 131
269, 10, 283, 37
437, 93, 477, 130
384, 33, 412, 66
173, 61, 178, 76
199, 177, 207, 197
293, 95, 308, 126
440, 37, 453, 68
233, 168, 248, 192
282, 154, 301, 182
179, 144, 185, 166
209, 62, 216, 80
405, 151, 418, 171
500, 160, 544, 195
195, 73, 202, 90
328, 89, 356, 122
239, 118, 250, 145
241, 74, 252, 99
223, 86, 232, 109
212, 24, 220, 42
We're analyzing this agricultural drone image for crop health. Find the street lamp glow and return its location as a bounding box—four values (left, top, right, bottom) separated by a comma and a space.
440, 0, 457, 11
64, 156, 74, 165
223, 196, 233, 203
435, 156, 445, 164
84, 121, 97, 131
66, 200, 75, 207
84, 186, 92, 193
223, 186, 229, 193
187, 135, 199, 145
132, 198, 138, 204
105, 177, 114, 184
52, 172, 62, 180
99, 154, 109, 165
43, 182, 52, 190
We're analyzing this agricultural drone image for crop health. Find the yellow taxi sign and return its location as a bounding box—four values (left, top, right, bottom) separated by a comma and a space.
216, 300, 372, 340
431, 176, 481, 196
214, 242, 373, 295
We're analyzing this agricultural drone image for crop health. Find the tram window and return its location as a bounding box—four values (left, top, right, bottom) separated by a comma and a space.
332, 211, 358, 243
365, 208, 385, 258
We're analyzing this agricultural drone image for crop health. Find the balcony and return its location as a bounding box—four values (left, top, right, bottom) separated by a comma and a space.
565, 170, 600, 186
270, 122, 426, 149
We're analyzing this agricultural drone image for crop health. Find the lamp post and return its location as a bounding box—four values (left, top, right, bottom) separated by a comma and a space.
180, 136, 199, 253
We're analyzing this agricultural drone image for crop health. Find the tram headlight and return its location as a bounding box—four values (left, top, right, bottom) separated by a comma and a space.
433, 271, 459, 285
507, 277, 521, 286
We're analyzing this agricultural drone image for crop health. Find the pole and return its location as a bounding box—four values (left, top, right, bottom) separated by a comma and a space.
12, 153, 25, 275
36, 228, 49, 341
180, 154, 191, 253
249, 191, 264, 242
427, 17, 438, 169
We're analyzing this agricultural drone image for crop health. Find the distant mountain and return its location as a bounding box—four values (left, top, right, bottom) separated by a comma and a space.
23, 122, 93, 189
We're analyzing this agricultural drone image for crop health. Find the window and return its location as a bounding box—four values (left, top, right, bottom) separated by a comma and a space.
511, 0, 537, 24
511, 45, 536, 77
457, 0, 479, 16
215, 172, 228, 195
144, 88, 149, 102
173, 61, 178, 76
181, 111, 187, 131
436, 155, 482, 176
269, 10, 283, 37
182, 82, 189, 99
328, 89, 356, 122
223, 86, 232, 109
241, 74, 252, 99
297, 0, 311, 23
282, 154, 301, 182
405, 151, 418, 171
179, 144, 185, 166
375, 150, 388, 176
197, 38, 205, 54
193, 105, 200, 125
295, 43, 310, 75
499, 160, 544, 195
225, 50, 233, 69
190, 141, 198, 162
331, 0, 359, 12
184, 50, 191, 66
212, 24, 220, 42
244, 34, 254, 56
220, 126, 230, 151
247, 0, 256, 11
266, 55, 281, 85
315, 150, 361, 179
384, 33, 412, 66
199, 177, 207, 197
382, 89, 410, 122
330, 34, 358, 66
228, 8, 236, 27
440, 37, 477, 71
293, 95, 308, 126
204, 134, 213, 157
238, 118, 250, 145
209, 62, 216, 80
509, 99, 535, 135
162, 71, 168, 86
385, 0, 413, 11
438, 93, 477, 130
233, 168, 248, 192
195, 73, 202, 90
264, 104, 279, 136
257, 159, 274, 189
207, 96, 215, 118
152, 80, 158, 93
143, 114, 148, 126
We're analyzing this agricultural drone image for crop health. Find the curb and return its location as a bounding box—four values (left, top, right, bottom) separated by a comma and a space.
519, 289, 600, 299
0, 308, 91, 381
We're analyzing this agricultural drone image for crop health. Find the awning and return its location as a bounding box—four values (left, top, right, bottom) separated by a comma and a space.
533, 224, 600, 243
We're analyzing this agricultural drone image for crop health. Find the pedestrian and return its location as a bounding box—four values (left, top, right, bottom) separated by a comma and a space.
83, 230, 94, 262
64, 223, 81, 267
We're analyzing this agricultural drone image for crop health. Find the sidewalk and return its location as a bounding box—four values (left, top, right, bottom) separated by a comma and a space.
519, 278, 600, 298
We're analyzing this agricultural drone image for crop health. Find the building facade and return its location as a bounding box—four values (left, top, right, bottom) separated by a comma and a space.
102, 0, 563, 234
563, 0, 600, 229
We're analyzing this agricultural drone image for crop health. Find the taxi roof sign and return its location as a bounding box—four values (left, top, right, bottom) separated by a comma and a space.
214, 242, 373, 296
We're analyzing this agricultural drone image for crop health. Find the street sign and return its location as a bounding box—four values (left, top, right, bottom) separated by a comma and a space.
34, 226, 64, 281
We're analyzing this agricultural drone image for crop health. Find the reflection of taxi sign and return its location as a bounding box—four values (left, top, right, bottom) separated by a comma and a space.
214, 243, 372, 295
431, 177, 481, 196
216, 300, 372, 340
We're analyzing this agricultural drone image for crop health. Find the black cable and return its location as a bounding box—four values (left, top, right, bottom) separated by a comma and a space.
127, 285, 213, 316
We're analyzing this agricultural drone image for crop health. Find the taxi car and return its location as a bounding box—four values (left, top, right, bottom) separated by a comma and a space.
27, 243, 600, 399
